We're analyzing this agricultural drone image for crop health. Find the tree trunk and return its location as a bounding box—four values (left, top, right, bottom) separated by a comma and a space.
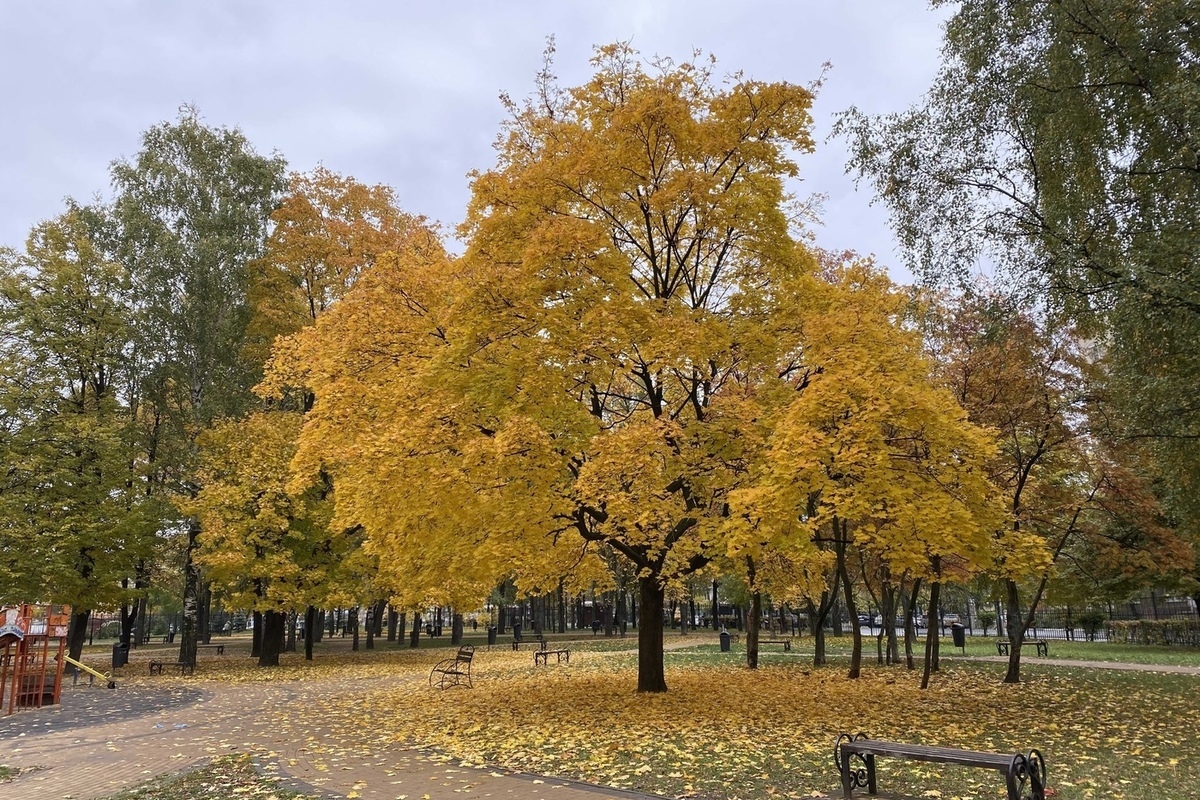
365, 606, 375, 650
178, 519, 201, 668
67, 609, 90, 662
351, 606, 360, 651
835, 531, 862, 679
747, 590, 762, 670
387, 607, 398, 641
452, 612, 464, 644
198, 583, 212, 644
409, 612, 421, 648
286, 611, 297, 653
904, 578, 922, 671
258, 610, 286, 667
806, 597, 827, 666
304, 605, 316, 661
1003, 578, 1024, 683
636, 575, 668, 693
134, 596, 148, 649
921, 580, 941, 689
711, 580, 720, 630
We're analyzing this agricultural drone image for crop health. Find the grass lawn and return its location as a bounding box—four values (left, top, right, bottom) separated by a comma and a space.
79, 631, 1200, 800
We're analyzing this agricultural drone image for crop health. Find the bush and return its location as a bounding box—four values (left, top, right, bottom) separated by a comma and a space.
977, 610, 997, 635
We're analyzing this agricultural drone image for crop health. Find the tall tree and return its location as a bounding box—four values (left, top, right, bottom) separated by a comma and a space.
839, 0, 1200, 539
108, 107, 287, 667
0, 211, 154, 659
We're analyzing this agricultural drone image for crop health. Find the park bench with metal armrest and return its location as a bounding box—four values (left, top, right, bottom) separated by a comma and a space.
533, 648, 570, 665
511, 633, 546, 651
996, 639, 1048, 657
429, 645, 474, 689
835, 732, 1046, 800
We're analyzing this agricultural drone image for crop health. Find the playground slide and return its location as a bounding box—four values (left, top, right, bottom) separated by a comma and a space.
63, 655, 116, 689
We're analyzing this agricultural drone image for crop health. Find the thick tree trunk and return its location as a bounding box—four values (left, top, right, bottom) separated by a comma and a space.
452, 612, 464, 644
304, 605, 316, 661
636, 575, 667, 693
178, 520, 201, 668
747, 590, 762, 670
409, 612, 421, 648
198, 583, 212, 644
387, 607, 398, 641
1003, 578, 1024, 683
286, 611, 297, 653
67, 609, 90, 662
258, 610, 286, 667
119, 600, 137, 648
351, 606, 360, 651
921, 580, 941, 689
134, 596, 148, 649
806, 597, 827, 666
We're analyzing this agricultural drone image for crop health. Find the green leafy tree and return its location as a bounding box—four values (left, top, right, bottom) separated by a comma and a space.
107, 107, 287, 666
0, 210, 155, 659
839, 0, 1200, 550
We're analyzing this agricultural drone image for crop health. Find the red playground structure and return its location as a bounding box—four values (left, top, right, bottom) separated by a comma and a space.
0, 604, 70, 715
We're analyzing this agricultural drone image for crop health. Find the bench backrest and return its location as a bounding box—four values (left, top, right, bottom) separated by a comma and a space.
456, 645, 474, 663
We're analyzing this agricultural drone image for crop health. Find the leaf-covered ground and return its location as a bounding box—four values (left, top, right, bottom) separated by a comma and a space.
102, 754, 310, 800
90, 635, 1200, 800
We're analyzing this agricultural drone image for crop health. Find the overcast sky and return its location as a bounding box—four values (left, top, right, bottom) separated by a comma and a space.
2, 1, 950, 281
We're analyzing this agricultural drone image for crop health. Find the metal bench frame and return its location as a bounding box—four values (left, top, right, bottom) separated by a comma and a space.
148, 660, 195, 676
759, 638, 792, 651
997, 639, 1049, 656
534, 648, 570, 665
429, 645, 474, 689
835, 732, 1046, 800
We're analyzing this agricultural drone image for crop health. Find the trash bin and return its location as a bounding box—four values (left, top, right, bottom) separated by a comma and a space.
951, 622, 966, 650
167, 631, 175, 643
487, 626, 497, 646
112, 642, 129, 669
719, 630, 731, 652
434, 625, 443, 637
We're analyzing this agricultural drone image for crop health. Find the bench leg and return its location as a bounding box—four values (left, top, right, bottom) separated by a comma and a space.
839, 747, 853, 798
865, 754, 876, 795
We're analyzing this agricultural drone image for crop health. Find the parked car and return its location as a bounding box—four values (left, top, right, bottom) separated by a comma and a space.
912, 614, 926, 629
857, 614, 871, 626
942, 613, 961, 627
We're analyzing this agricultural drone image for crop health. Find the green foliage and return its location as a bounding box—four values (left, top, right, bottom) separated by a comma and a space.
0, 210, 155, 610
839, 0, 1200, 541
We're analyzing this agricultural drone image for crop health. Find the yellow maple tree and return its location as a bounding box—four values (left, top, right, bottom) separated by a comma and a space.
263, 45, 1013, 692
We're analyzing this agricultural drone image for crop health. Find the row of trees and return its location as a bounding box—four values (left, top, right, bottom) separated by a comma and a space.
2, 12, 1196, 691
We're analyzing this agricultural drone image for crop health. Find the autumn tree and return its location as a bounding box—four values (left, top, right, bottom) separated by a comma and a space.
926, 292, 1191, 681
730, 258, 1009, 683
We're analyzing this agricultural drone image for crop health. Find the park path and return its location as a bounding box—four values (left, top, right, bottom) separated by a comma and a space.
0, 638, 702, 800
5, 635, 1191, 800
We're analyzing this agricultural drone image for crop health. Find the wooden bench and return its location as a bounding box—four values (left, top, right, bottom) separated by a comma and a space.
512, 635, 546, 651
534, 648, 570, 666
996, 639, 1048, 657
148, 660, 195, 676
197, 643, 226, 655
835, 733, 1046, 800
429, 645, 474, 689
759, 638, 792, 651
